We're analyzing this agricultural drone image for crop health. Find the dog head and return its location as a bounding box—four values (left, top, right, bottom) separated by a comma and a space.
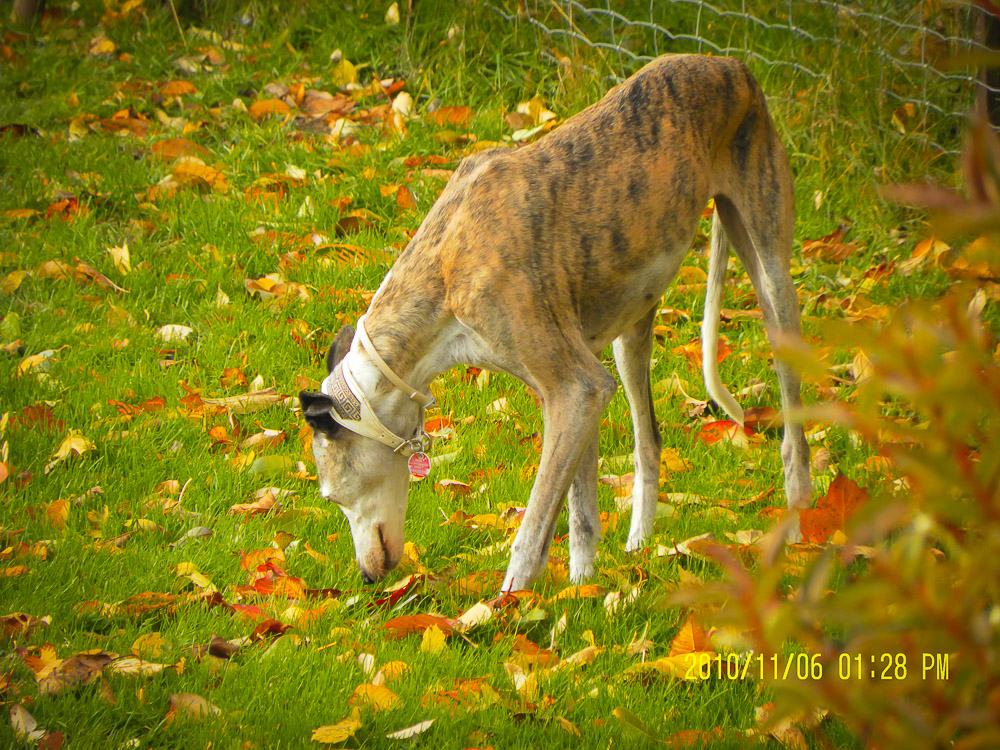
298, 325, 411, 583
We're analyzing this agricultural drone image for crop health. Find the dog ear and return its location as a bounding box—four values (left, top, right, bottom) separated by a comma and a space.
299, 391, 340, 435
326, 324, 355, 374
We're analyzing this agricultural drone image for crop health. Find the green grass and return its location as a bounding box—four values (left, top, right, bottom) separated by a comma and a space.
0, 1, 972, 748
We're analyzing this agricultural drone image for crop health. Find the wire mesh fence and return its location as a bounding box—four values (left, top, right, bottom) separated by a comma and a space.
494, 1, 992, 157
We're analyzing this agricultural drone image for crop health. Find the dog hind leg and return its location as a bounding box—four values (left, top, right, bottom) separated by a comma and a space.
714, 191, 811, 541
612, 307, 662, 552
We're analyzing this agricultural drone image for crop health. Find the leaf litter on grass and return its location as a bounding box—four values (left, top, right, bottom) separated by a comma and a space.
0, 1, 958, 747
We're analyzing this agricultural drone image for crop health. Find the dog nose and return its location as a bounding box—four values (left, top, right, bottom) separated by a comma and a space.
360, 568, 375, 585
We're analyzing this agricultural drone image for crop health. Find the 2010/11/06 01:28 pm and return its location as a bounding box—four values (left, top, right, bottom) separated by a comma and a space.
682, 652, 952, 681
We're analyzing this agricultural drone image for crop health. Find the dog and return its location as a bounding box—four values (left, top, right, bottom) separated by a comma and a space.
299, 54, 811, 591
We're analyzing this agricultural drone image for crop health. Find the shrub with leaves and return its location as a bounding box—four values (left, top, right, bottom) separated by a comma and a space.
687, 118, 1000, 748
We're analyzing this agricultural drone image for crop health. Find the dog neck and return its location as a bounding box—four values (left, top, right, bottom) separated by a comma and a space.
338, 269, 465, 435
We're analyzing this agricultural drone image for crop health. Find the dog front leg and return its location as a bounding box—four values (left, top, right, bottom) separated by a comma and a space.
502, 366, 616, 592
568, 432, 600, 582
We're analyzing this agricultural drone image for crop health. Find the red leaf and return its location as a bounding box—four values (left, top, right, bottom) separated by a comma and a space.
698, 420, 748, 445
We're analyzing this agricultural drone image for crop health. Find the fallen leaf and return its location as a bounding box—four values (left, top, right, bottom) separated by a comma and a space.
350, 683, 400, 711
312, 715, 362, 744
166, 693, 222, 721
382, 614, 455, 637
1, 613, 51, 639
613, 706, 660, 743
155, 324, 193, 343
386, 718, 434, 740
44, 431, 95, 474
798, 472, 868, 543
131, 632, 170, 659
420, 624, 448, 654
669, 614, 713, 657
10, 704, 46, 742
249, 99, 292, 120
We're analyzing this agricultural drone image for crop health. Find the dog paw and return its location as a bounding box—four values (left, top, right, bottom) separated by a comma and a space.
568, 561, 594, 583
624, 535, 647, 553
785, 519, 802, 545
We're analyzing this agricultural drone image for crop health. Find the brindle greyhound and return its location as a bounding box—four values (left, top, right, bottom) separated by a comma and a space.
299, 54, 811, 591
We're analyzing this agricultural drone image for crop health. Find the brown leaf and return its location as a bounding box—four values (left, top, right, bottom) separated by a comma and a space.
1, 612, 51, 639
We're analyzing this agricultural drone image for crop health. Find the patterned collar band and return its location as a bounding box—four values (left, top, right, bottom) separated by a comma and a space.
355, 315, 435, 408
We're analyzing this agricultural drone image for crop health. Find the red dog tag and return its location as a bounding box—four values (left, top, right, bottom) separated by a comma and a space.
407, 452, 430, 480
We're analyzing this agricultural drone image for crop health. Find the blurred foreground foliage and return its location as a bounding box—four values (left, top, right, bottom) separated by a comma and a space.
686, 119, 1000, 749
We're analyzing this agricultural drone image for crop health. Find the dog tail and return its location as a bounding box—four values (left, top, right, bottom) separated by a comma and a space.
701, 207, 745, 429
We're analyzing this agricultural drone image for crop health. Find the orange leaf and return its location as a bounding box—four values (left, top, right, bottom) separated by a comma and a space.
671, 338, 730, 370
668, 614, 713, 657
151, 137, 208, 161
172, 162, 228, 192
46, 498, 69, 529
382, 614, 455, 638
395, 185, 417, 210
698, 420, 746, 446
798, 472, 868, 543
249, 99, 291, 120
429, 105, 473, 127
159, 80, 198, 97
552, 584, 602, 600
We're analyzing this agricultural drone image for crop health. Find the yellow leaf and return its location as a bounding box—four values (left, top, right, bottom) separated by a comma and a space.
455, 601, 493, 631
420, 624, 447, 655
1, 270, 28, 294
1, 565, 30, 577
373, 661, 408, 684
131, 632, 169, 659
312, 716, 362, 744
852, 349, 874, 385
660, 447, 691, 472
350, 683, 399, 711
53, 430, 95, 461
2, 208, 39, 220
556, 645, 603, 670
330, 54, 357, 87
175, 562, 217, 592
17, 350, 56, 377
89, 34, 116, 56
108, 242, 131, 274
